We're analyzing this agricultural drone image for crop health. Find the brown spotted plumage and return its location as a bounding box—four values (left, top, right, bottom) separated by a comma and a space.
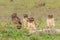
46, 14, 55, 35
23, 14, 28, 28
27, 17, 36, 33
11, 13, 22, 29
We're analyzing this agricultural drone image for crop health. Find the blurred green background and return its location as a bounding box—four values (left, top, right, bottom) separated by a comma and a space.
0, 0, 60, 40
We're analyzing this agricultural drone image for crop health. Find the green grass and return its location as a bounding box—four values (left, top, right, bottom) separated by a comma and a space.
0, 19, 60, 40
0, 27, 60, 40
